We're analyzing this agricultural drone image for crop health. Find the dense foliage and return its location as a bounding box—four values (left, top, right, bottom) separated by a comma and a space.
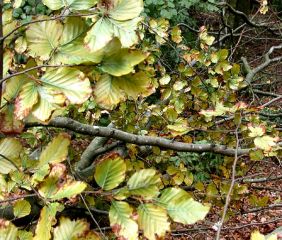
0, 0, 281, 239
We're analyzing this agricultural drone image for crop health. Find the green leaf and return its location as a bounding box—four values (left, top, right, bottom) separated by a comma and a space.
31, 164, 50, 185
0, 138, 23, 174
26, 19, 63, 60
3, 10, 17, 44
137, 203, 170, 240
84, 0, 143, 51
249, 149, 264, 161
171, 26, 183, 43
108, 0, 144, 21
94, 74, 124, 109
13, 200, 31, 218
60, 17, 88, 46
254, 136, 279, 152
52, 17, 104, 65
39, 178, 87, 200
50, 181, 87, 200
0, 104, 24, 134
250, 230, 278, 240
3, 75, 28, 103
101, 49, 148, 76
31, 86, 65, 122
117, 72, 153, 99
38, 133, 71, 168
4, 50, 13, 77
94, 72, 153, 109
42, 0, 97, 10
18, 67, 92, 121
94, 155, 126, 191
54, 42, 104, 65
33, 203, 62, 240
85, 17, 141, 52
217, 49, 229, 60
127, 169, 161, 199
53, 217, 89, 240
158, 188, 210, 224
109, 201, 138, 240
17, 230, 33, 240
15, 81, 38, 120
40, 67, 91, 104
0, 220, 18, 240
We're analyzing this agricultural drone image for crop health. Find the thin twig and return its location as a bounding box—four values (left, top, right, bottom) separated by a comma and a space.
80, 194, 105, 238
243, 204, 282, 214
0, 12, 97, 43
0, 194, 37, 204
0, 64, 82, 85
216, 115, 241, 239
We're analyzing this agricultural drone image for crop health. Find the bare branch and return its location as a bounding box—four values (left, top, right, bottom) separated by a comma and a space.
77, 123, 115, 171
212, 1, 281, 35
171, 217, 282, 234
25, 117, 253, 156
242, 175, 282, 183
243, 204, 282, 214
242, 43, 282, 85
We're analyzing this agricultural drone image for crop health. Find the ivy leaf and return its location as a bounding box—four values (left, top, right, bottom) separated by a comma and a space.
137, 203, 170, 240
158, 188, 210, 224
109, 201, 138, 240
53, 217, 89, 240
42, 0, 97, 10
26, 19, 63, 60
38, 133, 71, 168
0, 220, 18, 240
13, 200, 31, 218
33, 203, 62, 240
101, 49, 148, 77
0, 138, 22, 174
127, 169, 161, 199
94, 155, 126, 191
